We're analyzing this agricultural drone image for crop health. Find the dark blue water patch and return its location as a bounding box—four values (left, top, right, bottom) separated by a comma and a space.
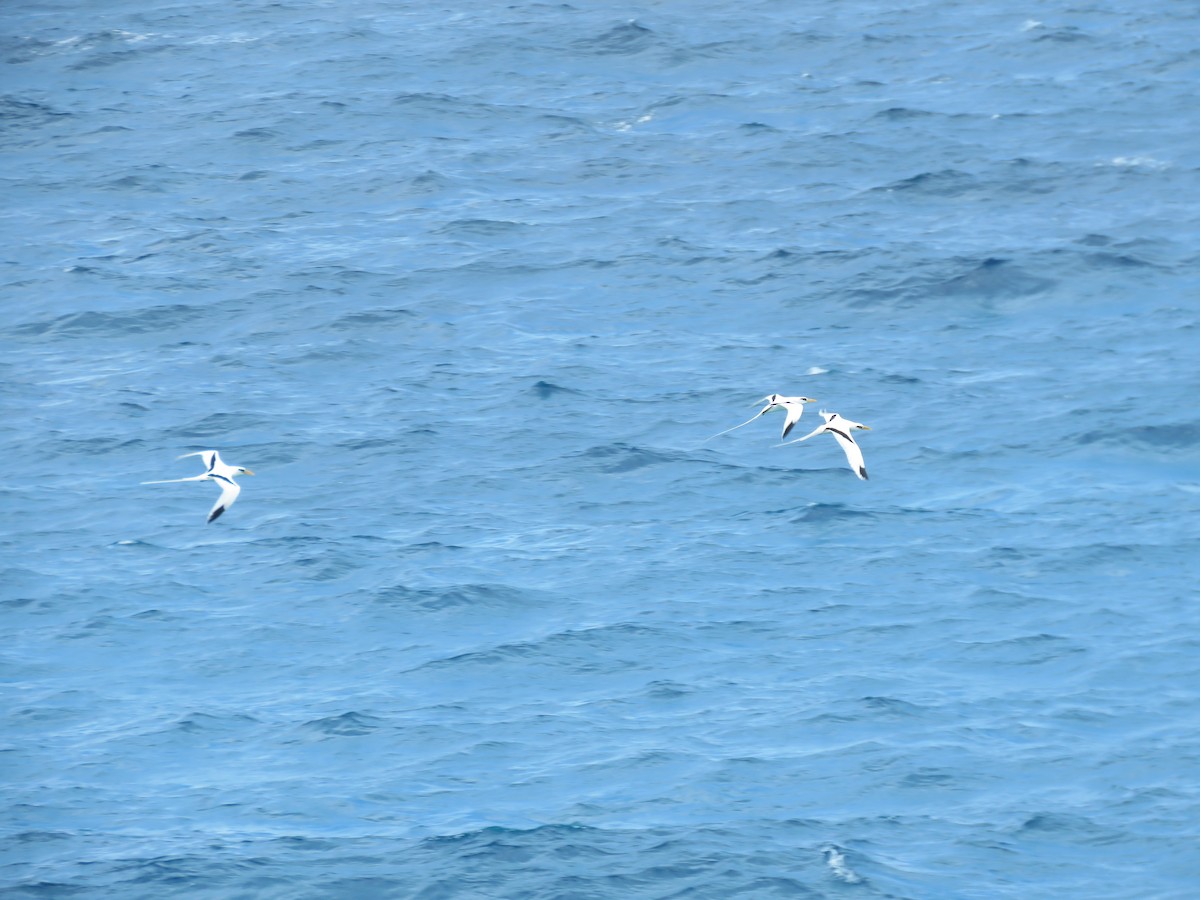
1032, 27, 1092, 43
900, 768, 958, 788
173, 711, 260, 734
67, 45, 171, 72
56, 263, 126, 280
1, 36, 56, 65
877, 372, 921, 384
433, 218, 531, 237
408, 824, 816, 897
288, 138, 347, 154
141, 227, 232, 252
59, 614, 122, 641
412, 623, 669, 675
402, 169, 455, 194
388, 92, 539, 137
1080, 250, 1161, 270
45, 436, 148, 459
391, 541, 469, 557
129, 608, 169, 621
1072, 233, 1186, 269
876, 169, 978, 196
536, 113, 597, 139
8, 305, 209, 339
1015, 813, 1116, 839
371, 582, 539, 612
1, 880, 89, 898
575, 443, 675, 473
873, 106, 939, 121
335, 437, 395, 451
289, 551, 366, 583
1031, 243, 1173, 279
241, 535, 337, 552
299, 711, 386, 738
786, 503, 876, 524
8, 831, 74, 846
991, 157, 1066, 196
173, 414, 265, 440
528, 380, 584, 400
231, 126, 281, 142
100, 172, 172, 193
845, 257, 1055, 308
966, 587, 1059, 610
0, 95, 71, 127
639, 680, 695, 701
951, 633, 1088, 667
325, 308, 415, 332
738, 121, 782, 135
572, 20, 657, 56
127, 855, 279, 892
857, 696, 929, 719
927, 258, 1056, 299
1077, 422, 1200, 450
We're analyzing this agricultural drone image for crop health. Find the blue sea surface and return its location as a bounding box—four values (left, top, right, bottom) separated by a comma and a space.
4, 1, 1200, 897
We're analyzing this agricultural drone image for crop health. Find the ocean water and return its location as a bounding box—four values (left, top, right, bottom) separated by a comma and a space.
3, 0, 1200, 897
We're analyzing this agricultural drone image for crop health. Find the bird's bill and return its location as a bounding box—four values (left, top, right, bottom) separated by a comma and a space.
858, 426, 871, 431
242, 469, 256, 475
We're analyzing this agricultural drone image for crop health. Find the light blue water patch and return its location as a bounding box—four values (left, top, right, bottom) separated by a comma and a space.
4, 1, 1200, 897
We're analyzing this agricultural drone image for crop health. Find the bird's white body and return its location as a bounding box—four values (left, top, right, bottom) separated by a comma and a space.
142, 450, 255, 523
789, 410, 871, 480
708, 393, 818, 441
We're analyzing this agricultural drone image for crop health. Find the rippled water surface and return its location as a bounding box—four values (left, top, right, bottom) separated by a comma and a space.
4, 1, 1200, 897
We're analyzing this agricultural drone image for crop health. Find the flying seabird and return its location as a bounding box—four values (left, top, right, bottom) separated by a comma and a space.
787, 410, 871, 480
708, 394, 818, 441
142, 450, 255, 523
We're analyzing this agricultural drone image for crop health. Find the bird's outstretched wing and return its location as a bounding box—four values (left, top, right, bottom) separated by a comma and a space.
827, 429, 868, 480
780, 405, 806, 440
178, 450, 220, 472
206, 475, 242, 524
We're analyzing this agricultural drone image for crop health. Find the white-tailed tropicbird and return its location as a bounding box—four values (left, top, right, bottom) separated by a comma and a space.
142, 450, 255, 523
708, 394, 818, 441
786, 410, 871, 480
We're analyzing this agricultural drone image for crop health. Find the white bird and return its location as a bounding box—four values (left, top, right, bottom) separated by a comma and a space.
707, 393, 818, 441
142, 450, 256, 523
786, 410, 871, 480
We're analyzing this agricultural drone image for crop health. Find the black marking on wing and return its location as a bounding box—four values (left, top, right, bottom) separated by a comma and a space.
781, 418, 797, 439
827, 428, 855, 444
206, 452, 217, 472
208, 505, 226, 523
209, 473, 234, 485
859, 466, 869, 480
